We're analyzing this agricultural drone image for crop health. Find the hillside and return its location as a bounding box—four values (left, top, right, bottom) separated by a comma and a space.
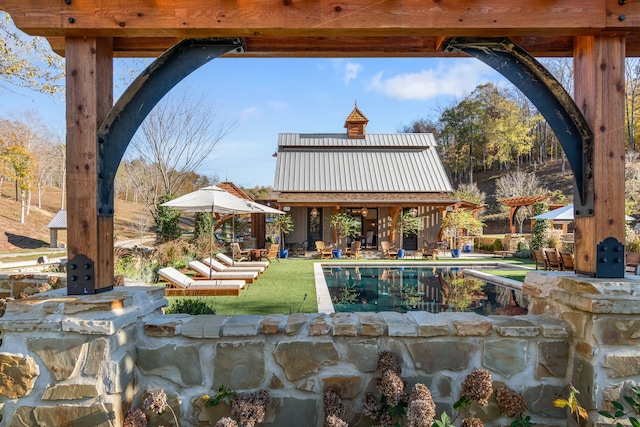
0, 161, 574, 253
0, 182, 153, 253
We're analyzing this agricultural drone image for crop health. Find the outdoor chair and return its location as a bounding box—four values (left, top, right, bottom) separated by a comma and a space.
215, 252, 270, 269
626, 252, 640, 274
315, 241, 333, 259
344, 241, 361, 259
380, 241, 398, 259
295, 240, 309, 256
230, 242, 250, 261
187, 261, 258, 283
264, 243, 280, 263
157, 267, 246, 296
201, 257, 264, 274
532, 249, 548, 270
559, 252, 575, 271
421, 241, 440, 260
364, 231, 375, 248
543, 248, 562, 271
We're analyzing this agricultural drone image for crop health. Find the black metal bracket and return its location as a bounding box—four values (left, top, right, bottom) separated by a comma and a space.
97, 38, 244, 216
595, 237, 625, 278
67, 253, 96, 295
443, 37, 594, 218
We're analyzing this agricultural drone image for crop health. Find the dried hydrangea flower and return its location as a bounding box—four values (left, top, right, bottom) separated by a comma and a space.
325, 414, 348, 427
406, 399, 436, 427
376, 369, 405, 407
495, 386, 527, 417
143, 390, 169, 414
376, 351, 402, 375
123, 408, 148, 427
231, 389, 270, 427
323, 389, 346, 419
362, 392, 382, 419
378, 411, 393, 427
216, 418, 238, 427
461, 417, 484, 427
461, 369, 493, 406
409, 383, 432, 403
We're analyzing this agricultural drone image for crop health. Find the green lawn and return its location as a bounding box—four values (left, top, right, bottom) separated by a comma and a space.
163, 256, 534, 315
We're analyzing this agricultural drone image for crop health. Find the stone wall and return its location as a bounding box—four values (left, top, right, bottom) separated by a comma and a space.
2, 272, 640, 426
0, 272, 66, 298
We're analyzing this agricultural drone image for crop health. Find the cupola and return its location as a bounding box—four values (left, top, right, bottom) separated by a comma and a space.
344, 103, 369, 139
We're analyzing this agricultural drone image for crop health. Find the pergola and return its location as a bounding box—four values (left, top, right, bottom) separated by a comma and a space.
0, 1, 633, 292
499, 196, 551, 234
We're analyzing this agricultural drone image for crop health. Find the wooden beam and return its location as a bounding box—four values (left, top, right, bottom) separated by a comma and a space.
0, 1, 614, 38
66, 36, 114, 293
573, 35, 626, 275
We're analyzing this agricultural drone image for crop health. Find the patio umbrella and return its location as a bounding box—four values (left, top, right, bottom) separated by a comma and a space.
160, 185, 283, 274
531, 204, 635, 222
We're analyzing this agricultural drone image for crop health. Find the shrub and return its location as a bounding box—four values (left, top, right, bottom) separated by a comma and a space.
165, 298, 216, 315
493, 239, 504, 251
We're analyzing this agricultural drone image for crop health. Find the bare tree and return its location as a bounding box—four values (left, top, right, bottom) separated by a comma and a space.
121, 89, 234, 220
133, 213, 152, 245
495, 171, 546, 201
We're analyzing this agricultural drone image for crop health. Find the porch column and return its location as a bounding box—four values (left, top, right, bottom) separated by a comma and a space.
66, 37, 114, 293
573, 36, 626, 275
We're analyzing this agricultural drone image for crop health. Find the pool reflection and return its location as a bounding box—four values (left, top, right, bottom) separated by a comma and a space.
322, 266, 529, 315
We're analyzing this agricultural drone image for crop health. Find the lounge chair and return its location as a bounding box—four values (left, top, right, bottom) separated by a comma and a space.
189, 261, 258, 283
380, 241, 398, 259
201, 257, 265, 274
532, 249, 548, 270
216, 252, 270, 269
186, 261, 258, 283
158, 267, 246, 296
543, 248, 562, 271
559, 252, 575, 271
315, 241, 333, 259
344, 241, 361, 259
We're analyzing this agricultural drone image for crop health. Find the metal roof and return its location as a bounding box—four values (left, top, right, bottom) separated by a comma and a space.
46, 210, 67, 229
273, 133, 452, 193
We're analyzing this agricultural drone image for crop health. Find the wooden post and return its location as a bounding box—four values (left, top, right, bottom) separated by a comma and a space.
573, 36, 626, 275
66, 37, 114, 293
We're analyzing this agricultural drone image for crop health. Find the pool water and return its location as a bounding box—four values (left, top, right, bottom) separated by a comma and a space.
321, 265, 529, 315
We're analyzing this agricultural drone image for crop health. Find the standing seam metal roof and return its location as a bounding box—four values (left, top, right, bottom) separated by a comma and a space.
273, 133, 453, 193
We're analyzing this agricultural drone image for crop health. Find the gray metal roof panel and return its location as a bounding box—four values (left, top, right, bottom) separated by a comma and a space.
278, 133, 436, 148
274, 134, 453, 192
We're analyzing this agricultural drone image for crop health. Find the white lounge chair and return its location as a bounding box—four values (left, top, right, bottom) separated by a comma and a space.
157, 267, 246, 296
186, 261, 259, 283
201, 257, 265, 274
216, 252, 269, 269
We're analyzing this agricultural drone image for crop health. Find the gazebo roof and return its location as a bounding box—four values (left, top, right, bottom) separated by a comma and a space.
497, 195, 549, 207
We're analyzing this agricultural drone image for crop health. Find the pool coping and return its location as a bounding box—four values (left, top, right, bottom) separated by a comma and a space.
314, 261, 534, 313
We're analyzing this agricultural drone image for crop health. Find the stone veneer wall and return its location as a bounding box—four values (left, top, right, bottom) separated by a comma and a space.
2, 271, 640, 426
0, 272, 66, 298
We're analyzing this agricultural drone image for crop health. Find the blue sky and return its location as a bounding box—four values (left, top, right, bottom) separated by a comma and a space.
0, 44, 508, 188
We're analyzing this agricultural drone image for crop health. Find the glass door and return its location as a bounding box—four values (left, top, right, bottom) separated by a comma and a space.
308, 207, 322, 250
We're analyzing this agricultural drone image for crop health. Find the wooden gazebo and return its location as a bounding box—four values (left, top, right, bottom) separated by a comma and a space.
0, 1, 632, 289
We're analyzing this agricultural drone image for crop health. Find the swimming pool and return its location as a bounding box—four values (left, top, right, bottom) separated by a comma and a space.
316, 264, 530, 315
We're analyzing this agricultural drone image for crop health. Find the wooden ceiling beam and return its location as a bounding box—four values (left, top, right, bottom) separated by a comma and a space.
44, 35, 640, 59
0, 0, 624, 38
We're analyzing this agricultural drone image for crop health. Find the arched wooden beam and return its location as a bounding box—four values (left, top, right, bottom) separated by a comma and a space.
97, 38, 243, 216
444, 37, 594, 217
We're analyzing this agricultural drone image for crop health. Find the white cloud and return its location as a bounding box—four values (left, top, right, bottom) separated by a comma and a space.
330, 59, 363, 85
366, 60, 500, 100
343, 62, 362, 84
238, 106, 259, 122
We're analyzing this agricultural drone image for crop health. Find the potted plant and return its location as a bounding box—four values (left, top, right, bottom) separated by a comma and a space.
394, 210, 424, 258
271, 214, 294, 258
329, 212, 359, 258
440, 209, 484, 258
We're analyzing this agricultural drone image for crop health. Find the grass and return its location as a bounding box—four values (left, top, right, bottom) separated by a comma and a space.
163, 255, 535, 316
